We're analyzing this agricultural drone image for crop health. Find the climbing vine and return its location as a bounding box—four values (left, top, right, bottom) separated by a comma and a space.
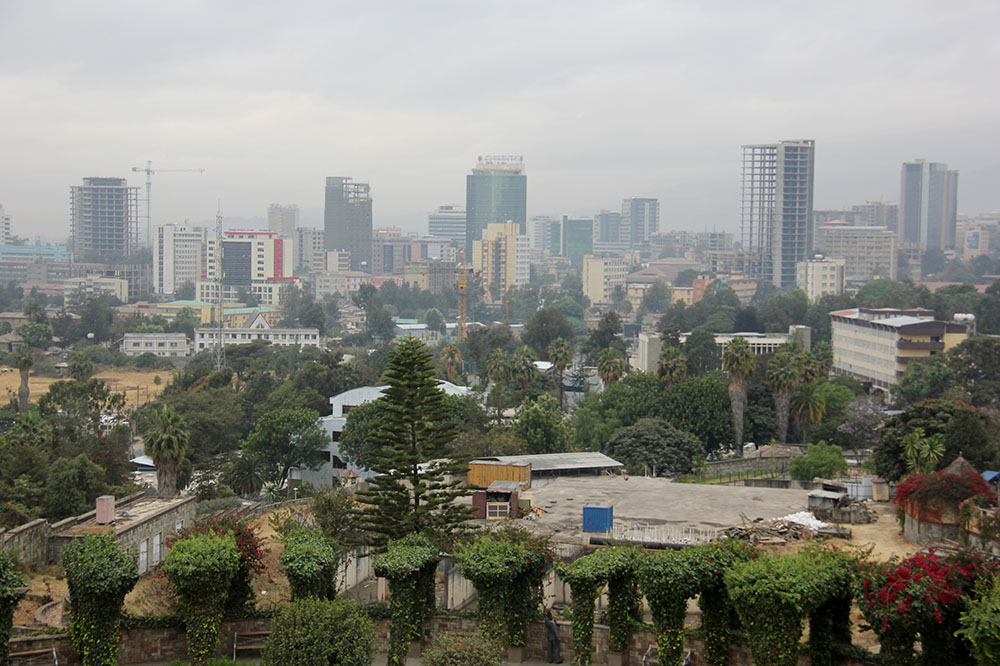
0, 550, 26, 666
589, 546, 643, 654
555, 557, 605, 666
455, 525, 554, 647
61, 533, 138, 666
280, 527, 340, 600
686, 540, 755, 666
373, 534, 439, 666
639, 550, 700, 666
164, 531, 240, 666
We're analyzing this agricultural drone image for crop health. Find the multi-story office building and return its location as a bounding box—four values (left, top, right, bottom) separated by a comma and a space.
324, 177, 372, 271
465, 156, 527, 260
621, 198, 660, 248
582, 254, 627, 305
326, 250, 351, 273
0, 205, 12, 245
632, 327, 810, 373
72, 261, 150, 301
532, 216, 561, 255
560, 216, 593, 261
900, 160, 959, 251
472, 222, 529, 301
197, 230, 296, 306
830, 307, 968, 392
402, 260, 459, 295
63, 275, 130, 303
371, 229, 456, 275
153, 224, 207, 295
740, 140, 815, 288
820, 225, 897, 286
121, 333, 191, 358
296, 227, 326, 274
428, 205, 466, 248
795, 256, 845, 302
267, 204, 299, 237
593, 211, 630, 254
852, 201, 899, 233
70, 177, 140, 262
312, 271, 370, 299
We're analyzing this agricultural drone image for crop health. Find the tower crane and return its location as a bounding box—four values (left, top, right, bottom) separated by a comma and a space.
131, 160, 205, 251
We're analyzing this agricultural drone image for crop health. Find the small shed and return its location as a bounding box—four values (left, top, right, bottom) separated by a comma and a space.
471, 481, 522, 520
808, 489, 848, 515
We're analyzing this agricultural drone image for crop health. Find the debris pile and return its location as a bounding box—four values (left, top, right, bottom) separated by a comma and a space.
725, 512, 827, 544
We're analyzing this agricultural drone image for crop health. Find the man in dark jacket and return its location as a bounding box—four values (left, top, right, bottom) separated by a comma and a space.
545, 610, 563, 663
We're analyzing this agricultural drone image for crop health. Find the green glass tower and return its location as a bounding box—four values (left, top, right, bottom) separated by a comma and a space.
560, 216, 593, 262
465, 156, 527, 260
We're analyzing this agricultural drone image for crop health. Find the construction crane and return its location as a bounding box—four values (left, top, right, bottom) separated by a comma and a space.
213, 204, 226, 370
455, 248, 470, 340
131, 160, 205, 251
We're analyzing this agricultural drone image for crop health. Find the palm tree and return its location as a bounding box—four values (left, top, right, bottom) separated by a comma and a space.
657, 346, 687, 387
439, 344, 462, 383
485, 349, 511, 388
222, 452, 265, 496
790, 383, 826, 443
513, 345, 537, 402
766, 351, 801, 443
547, 337, 573, 409
722, 337, 756, 448
142, 405, 190, 496
12, 345, 33, 414
68, 355, 94, 382
811, 342, 834, 379
597, 348, 626, 388
902, 428, 945, 475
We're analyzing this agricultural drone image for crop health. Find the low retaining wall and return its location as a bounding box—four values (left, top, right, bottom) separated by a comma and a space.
0, 519, 50, 570
10, 614, 867, 666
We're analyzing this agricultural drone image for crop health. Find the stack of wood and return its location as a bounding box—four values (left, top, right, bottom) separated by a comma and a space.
725, 518, 816, 545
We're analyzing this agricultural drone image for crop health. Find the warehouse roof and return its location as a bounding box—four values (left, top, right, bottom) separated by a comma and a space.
472, 452, 623, 473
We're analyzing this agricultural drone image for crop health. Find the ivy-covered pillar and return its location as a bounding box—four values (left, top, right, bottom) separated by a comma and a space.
591, 547, 643, 658
373, 534, 439, 666
686, 540, 754, 666
639, 551, 700, 666
555, 557, 606, 666
0, 552, 26, 666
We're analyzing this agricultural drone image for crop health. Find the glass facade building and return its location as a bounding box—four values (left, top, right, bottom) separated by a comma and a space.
465, 156, 526, 260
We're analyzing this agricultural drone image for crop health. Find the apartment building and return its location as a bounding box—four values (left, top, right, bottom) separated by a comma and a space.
154, 224, 207, 295
582, 254, 627, 305
795, 256, 845, 301
820, 225, 897, 286
472, 222, 529, 301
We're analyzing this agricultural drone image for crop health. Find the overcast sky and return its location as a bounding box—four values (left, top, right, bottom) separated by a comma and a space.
1, 1, 999, 241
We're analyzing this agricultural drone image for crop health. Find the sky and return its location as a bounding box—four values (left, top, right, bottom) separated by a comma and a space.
1, 1, 999, 242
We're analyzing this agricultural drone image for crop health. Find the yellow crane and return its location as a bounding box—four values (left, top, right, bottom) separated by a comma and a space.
131, 160, 205, 250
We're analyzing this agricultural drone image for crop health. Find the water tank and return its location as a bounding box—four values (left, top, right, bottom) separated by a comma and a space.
583, 505, 613, 533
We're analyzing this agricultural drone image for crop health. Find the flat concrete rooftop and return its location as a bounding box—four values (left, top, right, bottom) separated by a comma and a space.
58, 496, 193, 536
520, 476, 810, 542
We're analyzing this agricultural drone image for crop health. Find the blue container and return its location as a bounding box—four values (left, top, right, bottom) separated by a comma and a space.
582, 505, 613, 533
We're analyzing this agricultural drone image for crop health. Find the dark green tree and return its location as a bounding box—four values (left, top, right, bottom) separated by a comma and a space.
242, 408, 329, 486
521, 307, 574, 361
946, 336, 1000, 406
663, 376, 734, 455
43, 454, 109, 520
605, 418, 705, 476
895, 356, 958, 408
684, 328, 721, 376
789, 441, 848, 481
583, 311, 626, 362
515, 394, 569, 454
356, 337, 472, 547
142, 405, 190, 496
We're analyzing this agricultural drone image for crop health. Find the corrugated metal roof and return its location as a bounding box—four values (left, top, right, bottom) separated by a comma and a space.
487, 480, 523, 491
473, 452, 623, 472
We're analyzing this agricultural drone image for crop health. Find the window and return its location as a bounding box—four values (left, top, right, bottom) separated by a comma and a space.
138, 539, 149, 574
152, 532, 162, 564
175, 520, 184, 532
486, 502, 510, 520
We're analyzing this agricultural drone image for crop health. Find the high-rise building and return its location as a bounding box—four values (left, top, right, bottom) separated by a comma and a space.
197, 230, 296, 306
621, 198, 660, 248
428, 204, 466, 248
900, 160, 959, 251
532, 216, 561, 255
852, 201, 899, 232
296, 227, 326, 274
472, 222, 529, 301
821, 225, 897, 286
0, 205, 12, 245
268, 204, 299, 237
70, 177, 140, 262
740, 140, 815, 288
582, 254, 627, 305
795, 256, 845, 302
465, 156, 527, 260
324, 177, 372, 271
560, 216, 594, 261
153, 224, 208, 295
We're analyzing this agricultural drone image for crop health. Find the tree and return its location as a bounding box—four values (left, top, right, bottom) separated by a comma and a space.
16, 322, 52, 348
43, 454, 108, 520
439, 344, 462, 383
547, 337, 573, 409
242, 408, 328, 487
424, 307, 445, 334
790, 382, 826, 443
68, 355, 94, 382
657, 346, 687, 387
684, 328, 720, 376
945, 336, 1000, 407
722, 337, 756, 448
160, 387, 246, 461
789, 441, 848, 481
604, 418, 705, 476
766, 351, 802, 443
357, 338, 472, 547
521, 308, 574, 361
597, 347, 626, 387
895, 356, 958, 407
512, 345, 538, 402
515, 395, 569, 454
637, 281, 672, 319
901, 427, 945, 475
11, 346, 33, 414
338, 399, 386, 469
662, 376, 734, 456
584, 311, 626, 362
175, 281, 196, 300
142, 405, 190, 496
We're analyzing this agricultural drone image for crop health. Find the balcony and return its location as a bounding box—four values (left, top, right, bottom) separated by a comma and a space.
897, 340, 944, 351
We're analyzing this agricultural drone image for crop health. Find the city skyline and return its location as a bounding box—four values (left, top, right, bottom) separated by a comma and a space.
1, 3, 999, 240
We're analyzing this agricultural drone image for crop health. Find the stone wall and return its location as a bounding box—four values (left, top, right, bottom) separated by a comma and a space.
703, 456, 791, 478
0, 519, 50, 570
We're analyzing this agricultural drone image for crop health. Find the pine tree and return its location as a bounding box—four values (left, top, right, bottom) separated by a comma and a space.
357, 337, 472, 547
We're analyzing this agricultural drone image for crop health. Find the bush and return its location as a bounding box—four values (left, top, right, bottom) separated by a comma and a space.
789, 440, 848, 481
164, 532, 240, 666
62, 533, 138, 666
280, 527, 339, 600
958, 576, 1000, 666
0, 551, 26, 666
894, 470, 993, 508
420, 633, 503, 666
262, 597, 374, 666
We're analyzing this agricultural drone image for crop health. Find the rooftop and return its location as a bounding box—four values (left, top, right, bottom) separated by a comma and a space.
471, 452, 623, 473
58, 495, 193, 537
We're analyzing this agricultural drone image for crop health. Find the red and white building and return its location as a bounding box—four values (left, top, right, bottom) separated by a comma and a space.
196, 230, 300, 307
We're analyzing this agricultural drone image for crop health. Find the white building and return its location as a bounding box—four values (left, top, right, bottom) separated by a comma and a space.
582, 254, 627, 305
197, 230, 297, 306
0, 205, 12, 245
267, 204, 299, 237
121, 332, 191, 358
194, 311, 320, 351
312, 271, 370, 298
428, 204, 466, 248
819, 225, 897, 286
631, 328, 811, 373
153, 224, 208, 295
64, 275, 129, 303
795, 256, 845, 301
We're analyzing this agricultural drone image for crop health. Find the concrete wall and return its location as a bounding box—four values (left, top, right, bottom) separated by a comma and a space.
0, 520, 50, 570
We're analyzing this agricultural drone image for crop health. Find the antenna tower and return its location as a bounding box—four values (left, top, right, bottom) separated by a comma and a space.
213, 206, 225, 370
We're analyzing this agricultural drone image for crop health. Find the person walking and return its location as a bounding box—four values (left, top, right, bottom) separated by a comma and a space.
546, 609, 563, 664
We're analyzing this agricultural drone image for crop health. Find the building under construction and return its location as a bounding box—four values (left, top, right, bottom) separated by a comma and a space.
70, 177, 140, 262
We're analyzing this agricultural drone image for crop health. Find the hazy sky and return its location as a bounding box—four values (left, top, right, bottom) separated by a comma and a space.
2, 1, 999, 241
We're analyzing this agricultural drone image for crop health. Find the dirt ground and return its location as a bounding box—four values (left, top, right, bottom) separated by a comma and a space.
0, 367, 168, 409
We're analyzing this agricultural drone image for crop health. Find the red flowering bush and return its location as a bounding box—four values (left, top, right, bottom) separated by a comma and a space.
858, 549, 994, 665
893, 471, 993, 508
167, 512, 267, 613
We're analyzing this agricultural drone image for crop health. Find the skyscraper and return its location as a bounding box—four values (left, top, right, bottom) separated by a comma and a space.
472, 222, 530, 302
0, 204, 12, 245
70, 177, 140, 262
428, 204, 466, 248
560, 215, 594, 261
621, 198, 660, 248
268, 204, 299, 237
900, 160, 958, 251
324, 177, 372, 271
740, 140, 815, 288
465, 156, 527, 260
153, 223, 208, 295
